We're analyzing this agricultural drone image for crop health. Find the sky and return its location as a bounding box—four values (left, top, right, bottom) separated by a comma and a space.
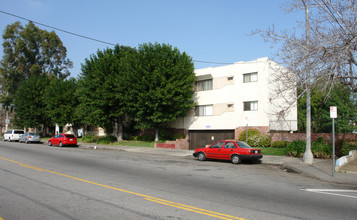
0, 0, 303, 78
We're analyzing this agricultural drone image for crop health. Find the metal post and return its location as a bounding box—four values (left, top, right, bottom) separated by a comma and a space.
246, 124, 248, 143
332, 118, 335, 177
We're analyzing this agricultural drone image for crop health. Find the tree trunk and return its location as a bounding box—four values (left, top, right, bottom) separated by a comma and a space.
155, 128, 159, 141
114, 120, 123, 142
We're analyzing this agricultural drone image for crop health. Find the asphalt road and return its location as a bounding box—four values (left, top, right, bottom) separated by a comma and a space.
0, 141, 356, 220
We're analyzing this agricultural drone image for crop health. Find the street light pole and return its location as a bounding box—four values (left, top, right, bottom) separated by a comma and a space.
303, 0, 314, 164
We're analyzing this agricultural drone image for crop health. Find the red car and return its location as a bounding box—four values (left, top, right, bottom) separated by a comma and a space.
48, 133, 77, 147
193, 140, 263, 164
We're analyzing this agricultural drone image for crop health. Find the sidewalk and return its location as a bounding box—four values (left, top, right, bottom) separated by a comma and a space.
77, 143, 357, 186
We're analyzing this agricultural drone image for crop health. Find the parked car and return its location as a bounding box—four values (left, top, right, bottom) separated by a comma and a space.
3, 129, 25, 142
193, 140, 263, 164
48, 133, 77, 147
19, 132, 41, 144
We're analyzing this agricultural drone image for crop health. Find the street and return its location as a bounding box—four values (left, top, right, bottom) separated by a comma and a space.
0, 141, 356, 220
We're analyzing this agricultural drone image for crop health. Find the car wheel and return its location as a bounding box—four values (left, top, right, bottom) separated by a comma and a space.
231, 155, 241, 164
59, 142, 63, 147
48, 141, 52, 146
197, 152, 206, 161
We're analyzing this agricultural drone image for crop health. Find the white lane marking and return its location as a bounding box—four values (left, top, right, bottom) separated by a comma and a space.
301, 189, 357, 199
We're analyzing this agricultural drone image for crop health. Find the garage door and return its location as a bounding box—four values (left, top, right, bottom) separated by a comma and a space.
189, 130, 235, 150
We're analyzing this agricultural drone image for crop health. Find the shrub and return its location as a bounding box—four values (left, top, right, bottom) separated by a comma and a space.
137, 135, 155, 142
311, 139, 332, 159
272, 141, 289, 148
238, 129, 260, 141
248, 134, 271, 148
287, 139, 334, 159
341, 143, 357, 156
81, 135, 98, 143
96, 135, 117, 144
286, 140, 306, 157
238, 129, 271, 148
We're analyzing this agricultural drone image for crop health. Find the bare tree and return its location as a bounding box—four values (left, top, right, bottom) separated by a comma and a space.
253, 0, 357, 163
255, 0, 357, 94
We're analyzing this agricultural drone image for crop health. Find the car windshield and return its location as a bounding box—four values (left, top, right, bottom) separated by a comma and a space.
65, 134, 75, 138
236, 141, 252, 148
29, 133, 37, 135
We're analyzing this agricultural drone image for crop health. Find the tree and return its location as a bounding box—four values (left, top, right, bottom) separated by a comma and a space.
126, 43, 196, 141
253, 0, 357, 163
13, 75, 49, 130
77, 45, 134, 141
298, 83, 357, 133
0, 21, 72, 104
44, 78, 79, 130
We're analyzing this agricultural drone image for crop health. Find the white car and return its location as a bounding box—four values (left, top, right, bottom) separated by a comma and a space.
3, 129, 25, 142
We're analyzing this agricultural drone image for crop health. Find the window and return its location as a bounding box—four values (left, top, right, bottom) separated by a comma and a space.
195, 105, 213, 116
224, 142, 236, 149
227, 104, 234, 108
244, 101, 258, 111
227, 76, 234, 81
211, 141, 224, 148
243, 72, 258, 83
196, 79, 212, 91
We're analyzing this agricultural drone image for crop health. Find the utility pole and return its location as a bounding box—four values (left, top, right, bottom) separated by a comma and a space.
303, 0, 314, 164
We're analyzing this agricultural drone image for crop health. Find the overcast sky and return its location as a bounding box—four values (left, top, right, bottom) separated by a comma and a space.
0, 0, 303, 78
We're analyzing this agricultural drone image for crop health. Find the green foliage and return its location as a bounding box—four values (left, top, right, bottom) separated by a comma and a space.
0, 21, 72, 102
341, 143, 357, 156
81, 135, 99, 143
124, 43, 196, 133
298, 84, 357, 133
44, 78, 79, 126
14, 75, 49, 128
260, 147, 288, 156
248, 134, 271, 148
286, 140, 306, 157
271, 141, 289, 148
77, 45, 133, 133
287, 139, 333, 158
238, 129, 260, 141
129, 135, 155, 142
238, 129, 271, 147
96, 135, 117, 144
311, 138, 332, 159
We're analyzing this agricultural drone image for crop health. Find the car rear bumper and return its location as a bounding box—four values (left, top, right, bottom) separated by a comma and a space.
239, 154, 263, 160
193, 152, 198, 157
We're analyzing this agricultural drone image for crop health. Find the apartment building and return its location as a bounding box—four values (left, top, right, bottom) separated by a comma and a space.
171, 57, 298, 149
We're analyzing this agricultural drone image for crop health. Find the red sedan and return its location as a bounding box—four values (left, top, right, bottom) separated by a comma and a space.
48, 133, 77, 147
193, 140, 262, 164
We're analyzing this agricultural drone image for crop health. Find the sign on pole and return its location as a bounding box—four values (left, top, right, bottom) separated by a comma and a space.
330, 106, 337, 176
330, 106, 337, 118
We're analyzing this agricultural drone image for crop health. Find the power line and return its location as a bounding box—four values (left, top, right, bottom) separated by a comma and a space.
0, 10, 116, 46
0, 10, 234, 65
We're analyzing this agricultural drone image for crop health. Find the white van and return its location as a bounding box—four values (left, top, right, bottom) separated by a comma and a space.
4, 129, 25, 142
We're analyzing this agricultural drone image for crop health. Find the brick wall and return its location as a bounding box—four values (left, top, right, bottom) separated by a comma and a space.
235, 126, 269, 140
270, 133, 357, 143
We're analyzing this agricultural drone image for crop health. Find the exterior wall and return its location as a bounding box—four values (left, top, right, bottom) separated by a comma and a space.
171, 57, 298, 133
270, 132, 357, 143
235, 126, 270, 140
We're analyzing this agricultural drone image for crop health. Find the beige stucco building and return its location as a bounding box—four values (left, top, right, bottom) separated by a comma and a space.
171, 57, 298, 149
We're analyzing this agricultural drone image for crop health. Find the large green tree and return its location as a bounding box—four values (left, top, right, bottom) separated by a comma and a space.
298, 84, 357, 133
44, 78, 79, 129
126, 43, 196, 141
0, 21, 72, 104
77, 45, 134, 140
13, 75, 49, 129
